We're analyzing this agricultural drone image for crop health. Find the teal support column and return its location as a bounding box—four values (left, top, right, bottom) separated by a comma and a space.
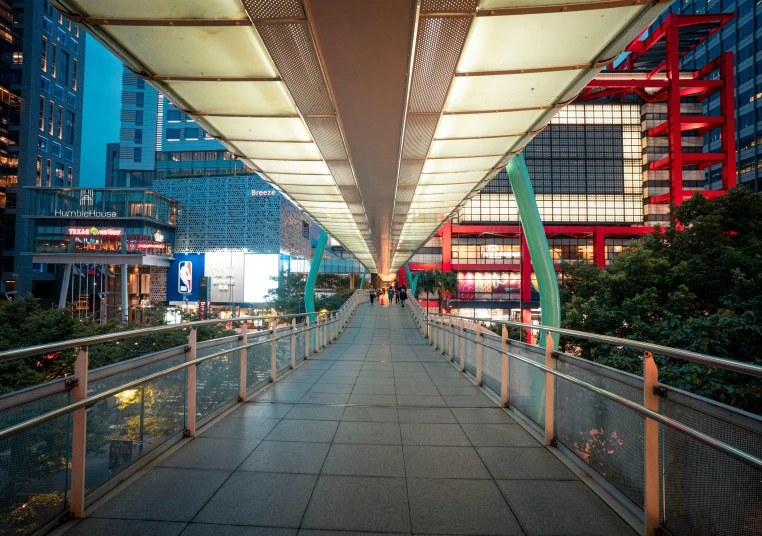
404, 263, 418, 296
305, 228, 328, 322
506, 153, 561, 348
360, 268, 367, 290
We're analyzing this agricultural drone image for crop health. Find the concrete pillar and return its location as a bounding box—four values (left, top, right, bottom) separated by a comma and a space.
59, 264, 72, 309
121, 264, 129, 323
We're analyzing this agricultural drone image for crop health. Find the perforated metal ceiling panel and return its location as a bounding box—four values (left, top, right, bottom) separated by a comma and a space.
54, 0, 669, 275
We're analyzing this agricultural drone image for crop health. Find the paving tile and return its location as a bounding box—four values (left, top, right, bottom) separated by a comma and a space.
195, 472, 317, 528
297, 531, 404, 536
347, 393, 397, 405
302, 476, 410, 533
396, 395, 447, 407
93, 467, 229, 522
351, 383, 396, 395
354, 376, 396, 385
183, 525, 296, 536
497, 480, 638, 536
254, 390, 305, 403
400, 423, 470, 446
306, 383, 354, 394
460, 423, 540, 447
200, 417, 280, 440
407, 478, 523, 535
404, 446, 491, 479
394, 377, 437, 387
394, 384, 440, 396
477, 447, 576, 480
341, 406, 399, 422
397, 408, 456, 424
298, 392, 351, 404
266, 419, 339, 443
239, 441, 330, 474
160, 438, 260, 470
230, 403, 293, 419
65, 519, 186, 536
443, 394, 497, 407
334, 421, 401, 445
451, 408, 516, 424
322, 444, 405, 477
436, 385, 484, 396
284, 404, 345, 421
314, 376, 357, 385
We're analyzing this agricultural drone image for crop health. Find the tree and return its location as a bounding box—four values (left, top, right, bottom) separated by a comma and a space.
433, 269, 458, 313
417, 270, 436, 313
560, 187, 762, 413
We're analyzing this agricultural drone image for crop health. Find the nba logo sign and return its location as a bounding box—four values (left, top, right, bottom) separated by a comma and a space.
178, 261, 192, 294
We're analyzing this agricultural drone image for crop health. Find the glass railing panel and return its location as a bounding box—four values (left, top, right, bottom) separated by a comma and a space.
275, 331, 292, 372
481, 344, 502, 395
83, 368, 186, 494
295, 326, 306, 362
195, 341, 238, 419
246, 335, 271, 388
508, 342, 545, 427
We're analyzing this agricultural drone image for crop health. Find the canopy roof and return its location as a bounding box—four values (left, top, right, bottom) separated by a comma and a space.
55, 0, 668, 275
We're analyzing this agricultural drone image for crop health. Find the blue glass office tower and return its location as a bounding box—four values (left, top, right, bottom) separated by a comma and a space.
651, 0, 759, 191
107, 67, 244, 187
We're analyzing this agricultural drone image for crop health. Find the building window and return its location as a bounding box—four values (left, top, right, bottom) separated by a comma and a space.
57, 105, 63, 138
38, 136, 47, 152
54, 163, 64, 185
74, 23, 79, 37
41, 36, 47, 71
45, 159, 52, 187
166, 128, 181, 141
64, 147, 74, 163
61, 50, 69, 83
68, 167, 73, 187
185, 128, 199, 140
41, 76, 51, 93
65, 111, 74, 143
167, 110, 182, 122
36, 156, 42, 186
42, 17, 52, 35
57, 28, 65, 43
134, 147, 142, 163
51, 44, 57, 77
51, 141, 61, 157
48, 100, 54, 134
38, 96, 45, 131
72, 59, 78, 90
134, 129, 142, 143
136, 78, 145, 89
302, 221, 310, 239
67, 91, 76, 108
12, 51, 22, 64
54, 84, 63, 101
69, 38, 78, 54
135, 110, 143, 126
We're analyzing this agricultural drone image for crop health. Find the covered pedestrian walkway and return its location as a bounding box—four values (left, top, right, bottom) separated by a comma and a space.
60, 304, 635, 536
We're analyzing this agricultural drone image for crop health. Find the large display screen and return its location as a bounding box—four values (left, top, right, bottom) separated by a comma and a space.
244, 253, 280, 303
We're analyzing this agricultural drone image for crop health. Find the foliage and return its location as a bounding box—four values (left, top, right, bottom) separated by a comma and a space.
266, 271, 355, 315
559, 187, 762, 413
415, 269, 458, 313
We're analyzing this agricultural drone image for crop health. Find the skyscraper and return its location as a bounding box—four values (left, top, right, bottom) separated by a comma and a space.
2, 0, 85, 301
107, 67, 243, 188
650, 0, 759, 191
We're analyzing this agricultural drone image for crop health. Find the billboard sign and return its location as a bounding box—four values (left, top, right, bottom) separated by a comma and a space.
178, 261, 192, 294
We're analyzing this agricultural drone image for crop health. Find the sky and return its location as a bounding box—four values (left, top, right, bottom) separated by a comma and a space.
80, 34, 123, 187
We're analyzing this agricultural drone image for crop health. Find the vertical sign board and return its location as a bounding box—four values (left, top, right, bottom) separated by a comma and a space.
168, 253, 204, 303
198, 277, 211, 320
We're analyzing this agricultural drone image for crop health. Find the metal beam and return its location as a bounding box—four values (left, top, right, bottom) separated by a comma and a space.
305, 228, 329, 322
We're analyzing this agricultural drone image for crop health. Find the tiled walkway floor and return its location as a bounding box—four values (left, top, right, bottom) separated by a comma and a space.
66, 304, 636, 536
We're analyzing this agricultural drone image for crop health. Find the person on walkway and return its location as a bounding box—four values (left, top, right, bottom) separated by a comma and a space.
387, 287, 394, 306
369, 287, 375, 305
394, 287, 400, 304
399, 285, 407, 307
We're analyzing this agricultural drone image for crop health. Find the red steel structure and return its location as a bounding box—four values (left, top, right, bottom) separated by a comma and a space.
401, 14, 736, 325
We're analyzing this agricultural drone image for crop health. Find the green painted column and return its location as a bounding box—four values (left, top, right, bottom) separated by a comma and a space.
305, 228, 328, 322
506, 153, 560, 347
360, 268, 367, 290
404, 262, 418, 296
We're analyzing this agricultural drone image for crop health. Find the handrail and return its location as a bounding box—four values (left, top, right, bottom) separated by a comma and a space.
427, 312, 762, 378
0, 308, 347, 362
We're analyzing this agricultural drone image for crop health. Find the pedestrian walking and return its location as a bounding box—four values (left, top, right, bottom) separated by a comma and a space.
369, 287, 375, 305
395, 287, 400, 304
399, 285, 407, 307
387, 287, 394, 306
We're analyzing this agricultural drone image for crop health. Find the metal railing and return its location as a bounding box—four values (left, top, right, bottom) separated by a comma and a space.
406, 296, 762, 536
0, 291, 368, 534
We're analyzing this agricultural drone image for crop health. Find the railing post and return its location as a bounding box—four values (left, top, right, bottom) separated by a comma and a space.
501, 325, 509, 407
431, 317, 436, 347
323, 314, 327, 347
475, 324, 483, 386
239, 321, 248, 401
270, 320, 278, 382
305, 317, 311, 359
459, 319, 465, 372
291, 318, 296, 369
448, 317, 454, 362
70, 346, 89, 519
644, 352, 660, 536
186, 327, 197, 437
439, 317, 445, 355
544, 330, 556, 446
316, 316, 321, 352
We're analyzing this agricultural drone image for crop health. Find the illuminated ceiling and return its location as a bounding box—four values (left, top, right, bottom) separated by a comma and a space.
53, 0, 669, 275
